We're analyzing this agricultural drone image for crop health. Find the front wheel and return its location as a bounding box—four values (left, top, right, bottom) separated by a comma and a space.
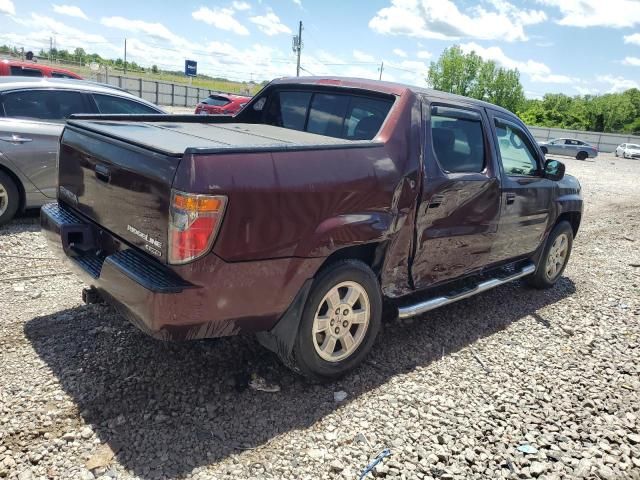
528, 221, 574, 289
290, 260, 382, 381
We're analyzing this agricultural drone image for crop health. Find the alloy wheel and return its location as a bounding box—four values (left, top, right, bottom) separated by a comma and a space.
312, 281, 370, 362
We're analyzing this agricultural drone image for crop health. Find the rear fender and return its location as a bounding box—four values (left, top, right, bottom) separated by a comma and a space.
296, 211, 395, 258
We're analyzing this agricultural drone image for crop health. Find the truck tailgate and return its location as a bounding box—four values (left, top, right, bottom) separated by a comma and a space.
58, 125, 180, 262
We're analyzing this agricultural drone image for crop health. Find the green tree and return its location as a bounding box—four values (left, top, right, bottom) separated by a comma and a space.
427, 45, 525, 112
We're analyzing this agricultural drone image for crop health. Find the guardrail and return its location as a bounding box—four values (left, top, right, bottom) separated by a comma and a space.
93, 73, 252, 109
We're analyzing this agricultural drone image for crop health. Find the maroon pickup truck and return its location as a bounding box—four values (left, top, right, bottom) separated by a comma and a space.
41, 77, 582, 380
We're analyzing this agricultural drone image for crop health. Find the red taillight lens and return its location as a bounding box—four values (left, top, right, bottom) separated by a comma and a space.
168, 190, 227, 264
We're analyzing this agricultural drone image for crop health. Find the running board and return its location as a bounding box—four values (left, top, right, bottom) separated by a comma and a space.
397, 262, 536, 319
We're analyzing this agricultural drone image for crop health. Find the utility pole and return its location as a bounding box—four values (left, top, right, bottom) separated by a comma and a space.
124, 38, 127, 75
49, 37, 52, 62
379, 61, 384, 81
292, 21, 303, 77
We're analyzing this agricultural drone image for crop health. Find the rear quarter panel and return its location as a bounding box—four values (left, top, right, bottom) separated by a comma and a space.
172, 90, 422, 295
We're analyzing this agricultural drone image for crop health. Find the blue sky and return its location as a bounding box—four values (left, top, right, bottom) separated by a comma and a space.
1, 0, 639, 97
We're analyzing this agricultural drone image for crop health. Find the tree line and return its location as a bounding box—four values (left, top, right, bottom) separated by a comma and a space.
427, 45, 640, 135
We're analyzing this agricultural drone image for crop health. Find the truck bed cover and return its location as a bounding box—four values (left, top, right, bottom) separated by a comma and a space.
66, 119, 369, 157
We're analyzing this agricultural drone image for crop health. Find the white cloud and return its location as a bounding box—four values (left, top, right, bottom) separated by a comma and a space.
369, 0, 546, 42
52, 4, 88, 20
0, 0, 15, 15
249, 11, 292, 36
4, 14, 116, 58
191, 6, 249, 35
624, 33, 640, 46
393, 48, 407, 57
597, 75, 639, 92
232, 1, 251, 11
538, 0, 640, 28
101, 17, 183, 43
353, 49, 375, 62
293, 0, 302, 6
575, 86, 599, 96
622, 57, 640, 67
460, 42, 576, 84
417, 50, 432, 59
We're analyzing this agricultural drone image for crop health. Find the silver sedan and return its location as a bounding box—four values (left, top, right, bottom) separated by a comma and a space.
0, 77, 165, 225
538, 138, 598, 160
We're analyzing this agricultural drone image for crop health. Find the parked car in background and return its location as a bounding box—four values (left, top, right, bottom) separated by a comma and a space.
0, 77, 165, 225
0, 59, 82, 79
194, 93, 251, 115
42, 76, 582, 381
538, 138, 598, 160
615, 143, 640, 159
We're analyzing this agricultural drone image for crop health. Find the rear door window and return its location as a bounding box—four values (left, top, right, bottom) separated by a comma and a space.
430, 107, 486, 173
93, 94, 160, 114
2, 89, 87, 120
9, 66, 43, 77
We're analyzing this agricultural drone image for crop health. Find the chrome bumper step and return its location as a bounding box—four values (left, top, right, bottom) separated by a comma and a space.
397, 262, 536, 319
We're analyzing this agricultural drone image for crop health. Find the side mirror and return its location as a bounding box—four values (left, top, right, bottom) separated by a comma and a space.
544, 159, 565, 181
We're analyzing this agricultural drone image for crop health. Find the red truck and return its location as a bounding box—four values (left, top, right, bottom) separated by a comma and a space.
41, 77, 582, 380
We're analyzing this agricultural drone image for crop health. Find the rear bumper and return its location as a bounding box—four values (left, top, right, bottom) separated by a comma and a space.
41, 203, 320, 341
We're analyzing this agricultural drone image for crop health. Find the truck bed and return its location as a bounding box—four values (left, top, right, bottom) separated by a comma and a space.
66, 119, 362, 157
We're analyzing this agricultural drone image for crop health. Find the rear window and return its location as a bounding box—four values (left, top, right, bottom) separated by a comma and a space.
9, 66, 43, 77
263, 90, 393, 140
202, 96, 231, 107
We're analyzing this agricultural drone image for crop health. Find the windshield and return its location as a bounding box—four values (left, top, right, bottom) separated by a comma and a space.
627, 144, 640, 149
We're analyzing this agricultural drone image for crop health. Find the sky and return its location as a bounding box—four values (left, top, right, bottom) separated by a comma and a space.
0, 0, 639, 98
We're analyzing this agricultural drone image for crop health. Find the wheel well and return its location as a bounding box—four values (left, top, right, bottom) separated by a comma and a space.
557, 211, 581, 238
317, 242, 386, 276
0, 164, 25, 212
577, 150, 588, 158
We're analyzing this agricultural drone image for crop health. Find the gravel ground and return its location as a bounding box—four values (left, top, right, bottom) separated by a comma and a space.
1, 153, 639, 480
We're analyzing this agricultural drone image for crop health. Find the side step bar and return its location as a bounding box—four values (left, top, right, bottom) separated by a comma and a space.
398, 262, 536, 319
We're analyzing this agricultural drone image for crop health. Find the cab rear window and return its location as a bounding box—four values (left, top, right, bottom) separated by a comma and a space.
263, 90, 393, 140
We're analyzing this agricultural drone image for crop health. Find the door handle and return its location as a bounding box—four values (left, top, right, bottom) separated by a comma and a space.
0, 135, 33, 144
428, 194, 445, 209
95, 164, 111, 183
506, 193, 516, 205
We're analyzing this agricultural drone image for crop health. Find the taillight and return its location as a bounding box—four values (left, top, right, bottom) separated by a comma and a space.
168, 190, 227, 264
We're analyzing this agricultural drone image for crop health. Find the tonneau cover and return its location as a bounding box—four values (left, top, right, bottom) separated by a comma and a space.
66, 120, 358, 156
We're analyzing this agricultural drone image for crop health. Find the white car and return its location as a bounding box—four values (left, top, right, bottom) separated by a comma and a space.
615, 143, 640, 159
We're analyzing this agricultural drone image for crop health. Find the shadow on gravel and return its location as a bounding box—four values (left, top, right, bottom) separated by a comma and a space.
24, 276, 575, 479
0, 208, 41, 236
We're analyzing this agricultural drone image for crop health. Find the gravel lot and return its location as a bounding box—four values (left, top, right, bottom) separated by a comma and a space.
1, 153, 639, 480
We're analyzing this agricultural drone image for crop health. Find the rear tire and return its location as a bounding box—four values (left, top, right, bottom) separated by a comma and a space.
576, 151, 588, 160
528, 221, 573, 289
0, 171, 19, 227
289, 260, 382, 382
